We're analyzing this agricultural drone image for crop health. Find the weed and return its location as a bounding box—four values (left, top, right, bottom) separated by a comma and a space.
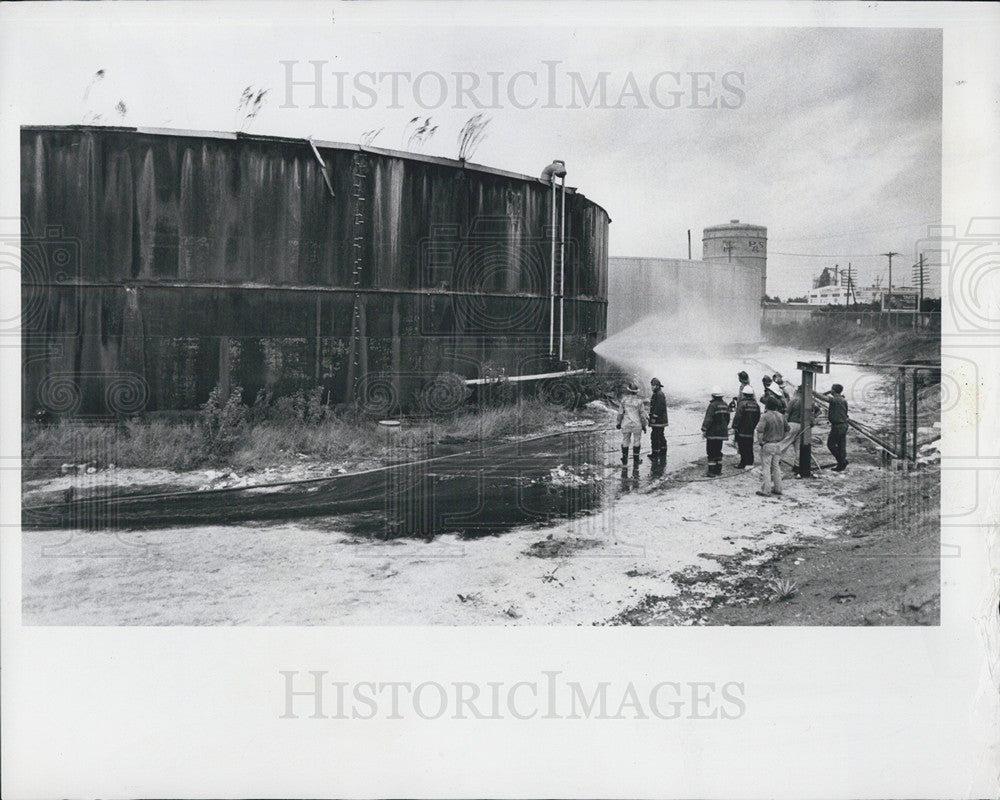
23, 389, 575, 480
457, 113, 491, 160
200, 385, 248, 458
236, 85, 269, 132
768, 578, 799, 601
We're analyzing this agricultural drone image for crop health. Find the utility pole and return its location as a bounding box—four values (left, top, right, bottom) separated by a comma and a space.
687, 229, 692, 260
917, 253, 925, 311
881, 251, 900, 311
847, 262, 854, 308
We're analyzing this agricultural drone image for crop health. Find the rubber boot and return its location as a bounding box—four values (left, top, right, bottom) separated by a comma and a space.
621, 446, 629, 466
632, 446, 641, 465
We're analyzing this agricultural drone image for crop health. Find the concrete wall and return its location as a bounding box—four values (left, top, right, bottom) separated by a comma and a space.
21, 126, 610, 416
761, 303, 816, 324
607, 256, 761, 347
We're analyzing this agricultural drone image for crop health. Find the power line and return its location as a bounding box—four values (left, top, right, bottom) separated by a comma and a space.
770, 219, 939, 242
769, 251, 885, 258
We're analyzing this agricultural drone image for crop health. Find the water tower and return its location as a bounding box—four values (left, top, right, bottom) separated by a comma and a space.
702, 220, 768, 300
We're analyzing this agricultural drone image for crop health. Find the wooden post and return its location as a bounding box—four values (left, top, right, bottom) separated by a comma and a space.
796, 360, 828, 477
911, 369, 920, 463
799, 367, 815, 478
897, 367, 907, 463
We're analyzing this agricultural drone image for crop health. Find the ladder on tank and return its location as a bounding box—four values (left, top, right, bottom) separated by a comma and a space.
347, 153, 369, 399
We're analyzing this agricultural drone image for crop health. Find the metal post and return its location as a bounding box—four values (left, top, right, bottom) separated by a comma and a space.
687, 229, 692, 260
558, 174, 566, 363
897, 367, 907, 463
799, 368, 814, 478
911, 369, 920, 464
549, 177, 556, 356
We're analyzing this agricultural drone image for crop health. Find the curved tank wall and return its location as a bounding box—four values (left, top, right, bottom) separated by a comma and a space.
702, 220, 767, 300
20, 126, 609, 416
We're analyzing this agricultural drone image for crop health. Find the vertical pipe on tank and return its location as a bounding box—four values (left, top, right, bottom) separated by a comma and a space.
558, 174, 566, 362
549, 176, 556, 356
314, 294, 321, 383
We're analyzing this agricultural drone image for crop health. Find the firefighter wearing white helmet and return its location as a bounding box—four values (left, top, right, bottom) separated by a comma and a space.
701, 386, 731, 477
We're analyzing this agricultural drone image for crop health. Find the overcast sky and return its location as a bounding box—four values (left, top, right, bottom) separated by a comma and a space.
2, 5, 942, 298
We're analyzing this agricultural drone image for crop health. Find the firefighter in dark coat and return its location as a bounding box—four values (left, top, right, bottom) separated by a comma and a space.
729, 370, 752, 412
648, 377, 668, 463
731, 385, 761, 468
701, 386, 731, 476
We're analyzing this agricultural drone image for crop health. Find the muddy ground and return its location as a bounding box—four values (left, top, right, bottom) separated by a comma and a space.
21, 422, 939, 626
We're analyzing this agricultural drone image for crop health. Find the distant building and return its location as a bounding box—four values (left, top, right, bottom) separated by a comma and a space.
807, 284, 857, 305
806, 284, 919, 307
812, 266, 839, 289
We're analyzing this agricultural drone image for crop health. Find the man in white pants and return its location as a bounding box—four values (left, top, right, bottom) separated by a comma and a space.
755, 395, 790, 496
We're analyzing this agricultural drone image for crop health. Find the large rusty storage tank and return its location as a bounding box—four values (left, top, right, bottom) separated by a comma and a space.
702, 220, 767, 300
20, 126, 609, 417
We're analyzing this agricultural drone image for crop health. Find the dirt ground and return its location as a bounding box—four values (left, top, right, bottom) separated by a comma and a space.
21, 427, 940, 626
610, 456, 940, 626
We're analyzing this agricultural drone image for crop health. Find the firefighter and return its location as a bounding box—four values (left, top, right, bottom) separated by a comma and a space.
616, 381, 648, 466
772, 372, 791, 407
731, 385, 761, 468
701, 387, 731, 476
648, 377, 668, 463
761, 375, 786, 414
730, 370, 752, 412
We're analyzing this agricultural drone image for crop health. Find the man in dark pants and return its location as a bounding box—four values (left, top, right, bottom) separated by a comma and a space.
818, 383, 850, 470
701, 386, 731, 476
648, 377, 668, 463
731, 385, 761, 468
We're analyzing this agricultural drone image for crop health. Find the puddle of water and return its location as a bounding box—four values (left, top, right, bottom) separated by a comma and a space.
28, 426, 702, 537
